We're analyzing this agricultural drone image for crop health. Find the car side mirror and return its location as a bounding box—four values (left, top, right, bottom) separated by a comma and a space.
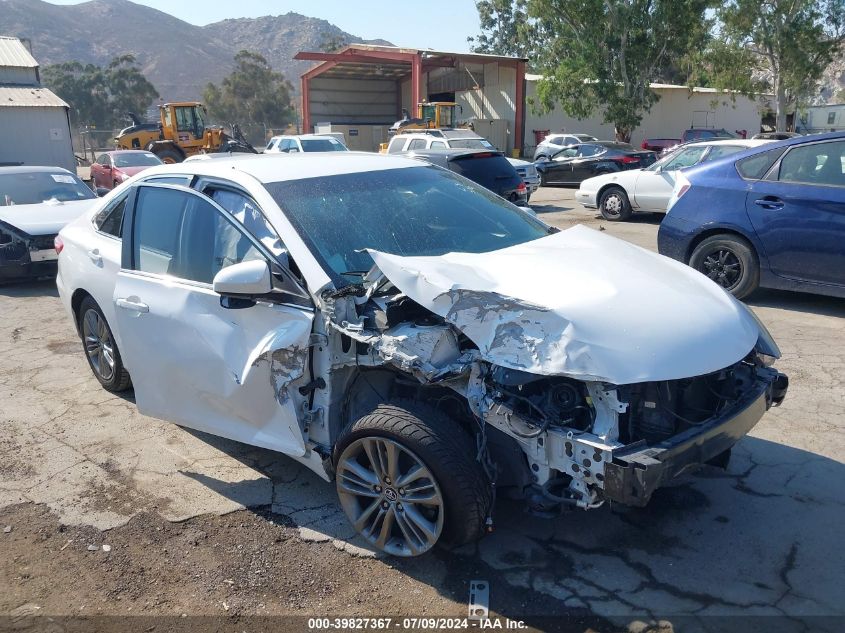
95, 187, 110, 197
213, 260, 272, 308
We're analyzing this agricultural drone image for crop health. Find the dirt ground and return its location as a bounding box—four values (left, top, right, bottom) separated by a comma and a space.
1, 187, 843, 633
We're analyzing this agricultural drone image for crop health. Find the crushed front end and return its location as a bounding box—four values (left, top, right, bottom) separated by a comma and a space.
0, 221, 58, 282
470, 354, 788, 511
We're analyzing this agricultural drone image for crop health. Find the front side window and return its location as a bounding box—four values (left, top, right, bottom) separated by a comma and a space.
387, 137, 406, 154
206, 188, 286, 258
431, 141, 447, 149
174, 107, 194, 133
778, 141, 845, 187
407, 139, 427, 150
132, 187, 264, 284
94, 193, 128, 238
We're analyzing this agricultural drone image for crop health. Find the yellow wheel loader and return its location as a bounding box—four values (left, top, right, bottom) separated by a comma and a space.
114, 102, 257, 163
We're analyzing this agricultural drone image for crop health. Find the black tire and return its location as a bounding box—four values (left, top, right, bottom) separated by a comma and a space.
333, 400, 491, 555
153, 148, 183, 164
599, 186, 633, 221
78, 297, 132, 392
539, 170, 549, 186
689, 234, 759, 299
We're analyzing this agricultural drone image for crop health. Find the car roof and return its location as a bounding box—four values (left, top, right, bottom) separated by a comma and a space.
404, 148, 503, 159
105, 149, 155, 155
269, 134, 341, 140
0, 165, 73, 174
137, 152, 424, 183
683, 139, 772, 148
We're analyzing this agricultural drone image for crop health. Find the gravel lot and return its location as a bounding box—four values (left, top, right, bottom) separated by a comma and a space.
1, 186, 843, 632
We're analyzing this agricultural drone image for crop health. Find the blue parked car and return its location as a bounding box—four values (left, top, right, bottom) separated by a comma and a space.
658, 132, 845, 299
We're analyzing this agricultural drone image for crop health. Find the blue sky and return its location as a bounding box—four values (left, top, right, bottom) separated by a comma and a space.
48, 0, 481, 52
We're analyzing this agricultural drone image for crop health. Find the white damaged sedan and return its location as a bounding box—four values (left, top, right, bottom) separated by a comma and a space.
56, 153, 788, 556
0, 166, 98, 283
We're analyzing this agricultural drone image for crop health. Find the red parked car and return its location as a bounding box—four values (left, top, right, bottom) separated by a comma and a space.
90, 150, 162, 191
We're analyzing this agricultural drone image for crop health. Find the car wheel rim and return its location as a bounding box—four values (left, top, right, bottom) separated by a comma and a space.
336, 437, 444, 556
603, 193, 623, 216
82, 309, 115, 381
701, 248, 743, 290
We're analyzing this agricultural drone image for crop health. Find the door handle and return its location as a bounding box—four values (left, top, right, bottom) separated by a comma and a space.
754, 197, 784, 210
115, 297, 149, 313
86, 248, 102, 264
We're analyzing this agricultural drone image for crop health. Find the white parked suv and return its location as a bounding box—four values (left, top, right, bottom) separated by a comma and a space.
386, 130, 540, 199
55, 153, 786, 556
575, 139, 772, 221
265, 134, 348, 153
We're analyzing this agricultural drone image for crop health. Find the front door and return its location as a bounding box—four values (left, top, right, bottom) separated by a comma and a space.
112, 183, 314, 455
634, 145, 708, 210
546, 146, 578, 183
745, 139, 845, 286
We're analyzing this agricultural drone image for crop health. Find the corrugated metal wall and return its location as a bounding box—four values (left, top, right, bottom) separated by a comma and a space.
0, 66, 38, 85
0, 106, 75, 172
309, 77, 400, 125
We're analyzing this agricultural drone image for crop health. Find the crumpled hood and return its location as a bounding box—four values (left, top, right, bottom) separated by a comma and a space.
368, 225, 759, 384
0, 199, 96, 235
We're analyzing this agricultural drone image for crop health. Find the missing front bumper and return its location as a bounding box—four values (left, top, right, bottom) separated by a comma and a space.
602, 368, 788, 507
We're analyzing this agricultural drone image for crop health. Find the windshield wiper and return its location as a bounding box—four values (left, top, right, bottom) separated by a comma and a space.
340, 270, 370, 278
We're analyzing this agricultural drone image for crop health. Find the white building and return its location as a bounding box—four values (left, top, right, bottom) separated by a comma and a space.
0, 36, 75, 172
797, 104, 845, 134
524, 76, 771, 152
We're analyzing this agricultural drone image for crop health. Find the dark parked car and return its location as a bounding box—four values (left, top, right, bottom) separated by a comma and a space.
681, 128, 736, 143
658, 132, 845, 299
535, 142, 656, 186
403, 148, 528, 205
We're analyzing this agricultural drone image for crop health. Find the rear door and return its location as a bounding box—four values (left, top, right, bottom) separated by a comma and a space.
634, 145, 709, 211
112, 183, 314, 455
744, 139, 845, 286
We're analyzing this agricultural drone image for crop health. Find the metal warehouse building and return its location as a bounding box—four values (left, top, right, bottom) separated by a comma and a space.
296, 45, 527, 154
0, 36, 75, 173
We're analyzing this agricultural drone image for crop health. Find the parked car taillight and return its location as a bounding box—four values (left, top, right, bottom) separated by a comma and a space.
516, 182, 527, 193
618, 156, 640, 164
667, 173, 691, 212
54, 235, 64, 255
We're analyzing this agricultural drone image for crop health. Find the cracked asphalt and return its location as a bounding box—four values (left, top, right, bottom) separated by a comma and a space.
1, 187, 843, 631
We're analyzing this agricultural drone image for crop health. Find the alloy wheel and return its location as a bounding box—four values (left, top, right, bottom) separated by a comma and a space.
701, 248, 743, 290
336, 437, 444, 556
82, 309, 115, 382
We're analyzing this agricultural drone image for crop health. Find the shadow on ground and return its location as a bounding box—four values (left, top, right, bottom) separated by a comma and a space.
748, 288, 845, 318
0, 278, 58, 298
177, 426, 844, 631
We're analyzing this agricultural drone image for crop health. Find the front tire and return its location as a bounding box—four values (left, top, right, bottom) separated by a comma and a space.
333, 401, 491, 557
153, 148, 183, 164
599, 186, 632, 221
689, 234, 759, 299
78, 297, 132, 392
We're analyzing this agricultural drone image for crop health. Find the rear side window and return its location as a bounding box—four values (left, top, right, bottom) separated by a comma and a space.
93, 193, 128, 238
132, 187, 264, 283
387, 137, 406, 153
737, 148, 786, 180
703, 145, 746, 163
431, 141, 447, 149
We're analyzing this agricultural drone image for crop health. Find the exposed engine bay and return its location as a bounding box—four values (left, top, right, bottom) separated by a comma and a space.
315, 271, 787, 516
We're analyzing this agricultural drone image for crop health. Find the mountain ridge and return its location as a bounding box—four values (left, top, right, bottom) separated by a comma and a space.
0, 0, 392, 101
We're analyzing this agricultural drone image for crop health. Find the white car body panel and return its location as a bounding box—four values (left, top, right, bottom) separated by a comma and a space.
575, 139, 772, 213
112, 270, 313, 456
0, 199, 96, 235
368, 225, 758, 384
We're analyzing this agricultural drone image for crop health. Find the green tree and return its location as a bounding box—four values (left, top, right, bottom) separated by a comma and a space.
708, 0, 845, 131
203, 51, 295, 129
42, 55, 158, 129
468, 0, 536, 61
319, 31, 349, 53
527, 0, 711, 142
